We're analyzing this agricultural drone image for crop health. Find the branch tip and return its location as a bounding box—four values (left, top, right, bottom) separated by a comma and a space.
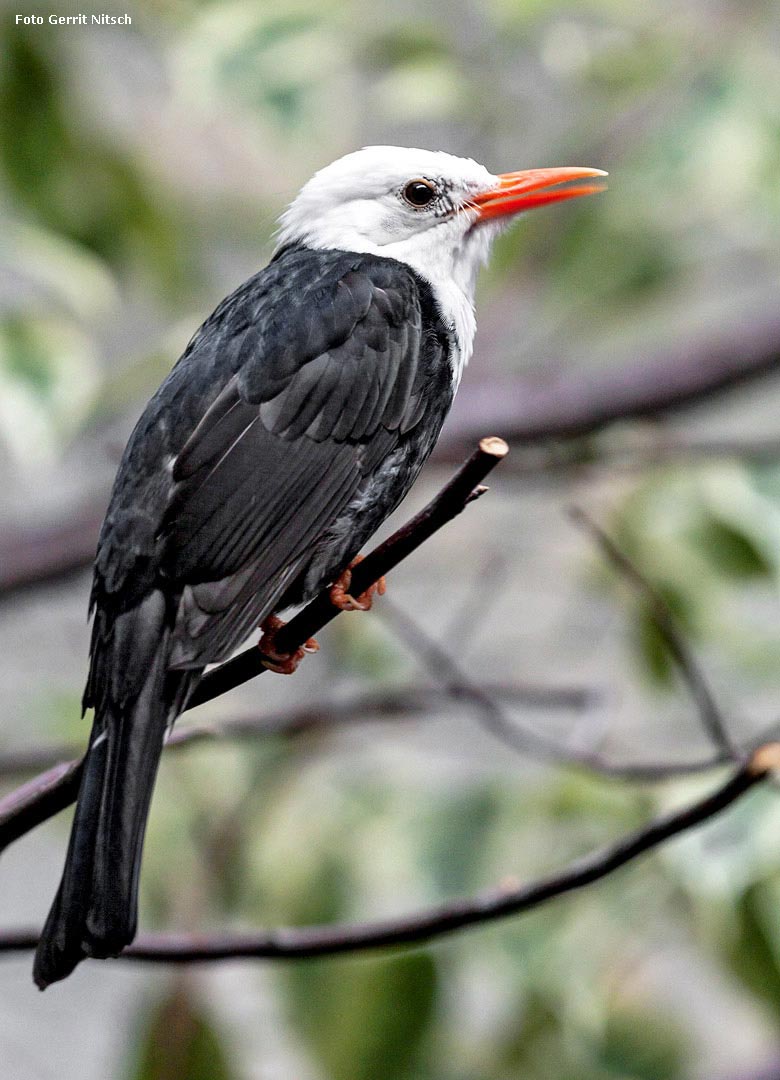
479, 436, 509, 458
748, 743, 780, 776
465, 484, 489, 505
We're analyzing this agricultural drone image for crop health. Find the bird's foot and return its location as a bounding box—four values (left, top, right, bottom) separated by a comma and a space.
329, 556, 387, 612
258, 614, 319, 675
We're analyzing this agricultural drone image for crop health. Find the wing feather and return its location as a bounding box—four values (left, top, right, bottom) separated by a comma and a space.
95, 247, 446, 671
161, 256, 435, 665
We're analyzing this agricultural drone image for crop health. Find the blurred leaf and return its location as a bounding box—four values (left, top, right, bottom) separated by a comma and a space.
695, 465, 780, 581
142, 739, 294, 926
661, 785, 780, 903
329, 616, 406, 681
690, 517, 773, 580
128, 977, 237, 1080
595, 464, 780, 682
283, 952, 438, 1080
421, 785, 500, 894
177, 3, 344, 132
0, 314, 99, 460
0, 30, 66, 208
373, 59, 460, 121
598, 1006, 686, 1080
541, 771, 645, 829
2, 314, 57, 396
496, 992, 567, 1078
253, 786, 356, 928
4, 221, 118, 320
633, 602, 676, 686
0, 28, 193, 297
544, 213, 676, 310
497, 993, 686, 1080
588, 31, 685, 96
38, 689, 87, 745
364, 25, 450, 68
722, 880, 780, 1017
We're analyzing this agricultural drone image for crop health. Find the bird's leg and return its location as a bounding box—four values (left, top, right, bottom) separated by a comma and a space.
258, 614, 319, 675
329, 555, 387, 612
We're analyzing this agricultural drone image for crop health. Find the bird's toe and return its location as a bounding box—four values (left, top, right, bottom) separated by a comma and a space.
258, 614, 319, 675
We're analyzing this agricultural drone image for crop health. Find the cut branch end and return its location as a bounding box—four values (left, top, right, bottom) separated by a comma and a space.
479, 436, 509, 458
748, 742, 780, 776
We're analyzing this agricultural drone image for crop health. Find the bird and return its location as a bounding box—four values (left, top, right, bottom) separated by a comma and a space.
33, 145, 605, 987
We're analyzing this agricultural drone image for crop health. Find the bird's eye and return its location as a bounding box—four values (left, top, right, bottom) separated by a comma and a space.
402, 179, 437, 208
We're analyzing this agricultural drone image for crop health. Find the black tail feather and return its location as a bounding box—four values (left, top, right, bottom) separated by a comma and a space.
34, 592, 196, 989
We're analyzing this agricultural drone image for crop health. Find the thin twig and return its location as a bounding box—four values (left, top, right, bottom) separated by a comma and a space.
570, 506, 740, 761
443, 551, 511, 652
0, 439, 509, 854
377, 598, 738, 781
0, 679, 599, 778
1, 745, 776, 962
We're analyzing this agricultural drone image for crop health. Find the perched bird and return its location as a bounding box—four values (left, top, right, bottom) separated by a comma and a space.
34, 146, 605, 987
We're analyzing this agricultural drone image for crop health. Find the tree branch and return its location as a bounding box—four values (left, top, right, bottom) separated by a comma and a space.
439, 310, 780, 456
0, 438, 509, 854
0, 499, 105, 599
187, 437, 509, 708
1, 745, 776, 962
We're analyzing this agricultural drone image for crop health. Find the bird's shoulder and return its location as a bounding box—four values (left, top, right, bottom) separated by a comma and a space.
182, 244, 434, 396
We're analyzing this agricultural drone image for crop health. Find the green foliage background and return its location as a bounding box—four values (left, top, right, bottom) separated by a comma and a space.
2, 1, 780, 1078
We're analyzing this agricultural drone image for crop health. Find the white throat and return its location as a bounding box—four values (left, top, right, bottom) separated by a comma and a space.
380, 221, 497, 385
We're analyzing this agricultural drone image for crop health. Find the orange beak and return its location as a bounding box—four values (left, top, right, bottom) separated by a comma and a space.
471, 166, 607, 220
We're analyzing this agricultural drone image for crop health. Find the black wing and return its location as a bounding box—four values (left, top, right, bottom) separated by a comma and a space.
95, 247, 436, 669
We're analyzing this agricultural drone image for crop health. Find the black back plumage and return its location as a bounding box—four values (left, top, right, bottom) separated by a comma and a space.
34, 244, 455, 987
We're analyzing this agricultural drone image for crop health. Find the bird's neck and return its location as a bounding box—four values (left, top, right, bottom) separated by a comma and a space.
366, 223, 497, 386
393, 246, 477, 387
422, 276, 474, 389
328, 234, 486, 387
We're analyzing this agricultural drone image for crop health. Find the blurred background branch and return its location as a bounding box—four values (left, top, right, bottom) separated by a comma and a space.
6, 324, 780, 596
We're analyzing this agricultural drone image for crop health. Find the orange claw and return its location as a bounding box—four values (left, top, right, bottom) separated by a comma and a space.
258, 614, 319, 675
329, 555, 387, 612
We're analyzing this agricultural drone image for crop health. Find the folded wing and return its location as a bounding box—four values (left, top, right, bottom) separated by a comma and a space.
158, 256, 428, 666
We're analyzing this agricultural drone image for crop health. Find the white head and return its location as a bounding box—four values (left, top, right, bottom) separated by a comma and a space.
278, 146, 605, 372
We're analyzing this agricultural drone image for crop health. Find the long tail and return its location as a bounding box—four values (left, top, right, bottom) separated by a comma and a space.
34, 592, 196, 989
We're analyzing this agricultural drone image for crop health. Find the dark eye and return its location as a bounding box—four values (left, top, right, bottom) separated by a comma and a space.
402, 179, 436, 208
